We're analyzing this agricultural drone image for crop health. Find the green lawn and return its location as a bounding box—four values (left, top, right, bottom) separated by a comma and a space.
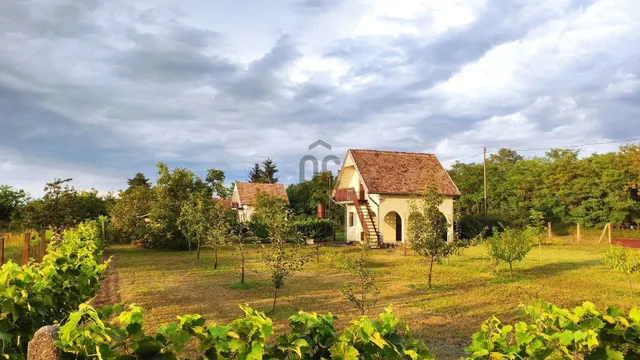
108, 242, 636, 359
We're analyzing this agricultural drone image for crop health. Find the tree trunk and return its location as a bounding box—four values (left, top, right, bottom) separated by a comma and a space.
628, 273, 634, 296
428, 256, 434, 289
214, 247, 218, 270
196, 239, 201, 260
240, 245, 245, 285
360, 272, 366, 315
316, 245, 320, 262
272, 287, 279, 312
509, 262, 513, 278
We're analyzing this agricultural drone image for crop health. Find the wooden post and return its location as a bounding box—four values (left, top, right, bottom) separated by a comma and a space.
39, 229, 47, 261
609, 223, 613, 244
23, 232, 30, 265
548, 222, 552, 242
483, 147, 487, 216
597, 223, 609, 245
0, 236, 4, 266
577, 223, 581, 244
101, 219, 106, 239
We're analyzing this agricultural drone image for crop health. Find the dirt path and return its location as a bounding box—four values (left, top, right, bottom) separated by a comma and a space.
91, 250, 121, 307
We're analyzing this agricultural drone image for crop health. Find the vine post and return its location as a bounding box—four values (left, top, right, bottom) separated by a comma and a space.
39, 229, 46, 261
577, 223, 581, 244
547, 222, 552, 242
23, 232, 30, 265
0, 236, 4, 266
609, 223, 613, 244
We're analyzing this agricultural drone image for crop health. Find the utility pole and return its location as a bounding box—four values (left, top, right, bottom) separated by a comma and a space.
483, 147, 487, 215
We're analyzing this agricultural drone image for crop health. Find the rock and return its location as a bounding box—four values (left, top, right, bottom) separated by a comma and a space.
27, 326, 61, 360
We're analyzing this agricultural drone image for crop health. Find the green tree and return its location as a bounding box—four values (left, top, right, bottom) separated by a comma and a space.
127, 172, 151, 189
248, 163, 264, 183
602, 245, 640, 295
206, 168, 231, 199
253, 192, 307, 312
230, 222, 255, 285
0, 185, 28, 230
262, 158, 279, 184
340, 240, 379, 315
486, 227, 539, 277
407, 185, 452, 289
178, 194, 232, 266
110, 185, 155, 244
147, 162, 210, 250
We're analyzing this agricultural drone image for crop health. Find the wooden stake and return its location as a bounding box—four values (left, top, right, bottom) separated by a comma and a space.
483, 147, 487, 216
597, 223, 608, 245
577, 223, 581, 244
39, 229, 47, 261
22, 232, 30, 265
0, 237, 4, 267
548, 222, 552, 242
608, 223, 613, 244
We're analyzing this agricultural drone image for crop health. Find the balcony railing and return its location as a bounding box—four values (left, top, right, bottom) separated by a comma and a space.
333, 187, 358, 202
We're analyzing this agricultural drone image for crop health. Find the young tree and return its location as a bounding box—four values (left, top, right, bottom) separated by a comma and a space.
127, 172, 151, 189
340, 239, 379, 315
253, 192, 307, 312
178, 194, 232, 267
262, 158, 279, 184
486, 227, 539, 277
603, 245, 640, 295
407, 185, 452, 289
230, 222, 255, 285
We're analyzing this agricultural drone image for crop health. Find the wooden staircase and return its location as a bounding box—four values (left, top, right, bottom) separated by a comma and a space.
357, 200, 381, 248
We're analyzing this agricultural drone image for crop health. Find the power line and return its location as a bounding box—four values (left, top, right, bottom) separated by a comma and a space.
452, 137, 640, 163
486, 137, 640, 154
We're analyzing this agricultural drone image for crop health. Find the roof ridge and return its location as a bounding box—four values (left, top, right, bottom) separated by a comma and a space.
349, 149, 436, 156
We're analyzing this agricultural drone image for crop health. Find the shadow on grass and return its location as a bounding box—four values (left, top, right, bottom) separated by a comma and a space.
521, 259, 602, 277
225, 281, 269, 290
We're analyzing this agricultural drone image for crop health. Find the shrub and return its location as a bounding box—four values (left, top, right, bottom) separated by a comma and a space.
602, 245, 640, 295
465, 301, 640, 359
56, 304, 434, 359
458, 214, 502, 240
0, 221, 109, 359
294, 217, 333, 242
485, 227, 539, 276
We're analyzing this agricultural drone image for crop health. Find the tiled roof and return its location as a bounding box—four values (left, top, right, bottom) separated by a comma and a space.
235, 182, 289, 206
213, 199, 232, 209
349, 149, 461, 196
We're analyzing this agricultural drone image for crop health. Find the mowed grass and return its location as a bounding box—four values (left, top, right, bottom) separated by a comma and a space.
110, 242, 637, 359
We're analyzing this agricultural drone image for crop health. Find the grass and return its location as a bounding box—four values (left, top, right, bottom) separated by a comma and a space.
108, 242, 636, 359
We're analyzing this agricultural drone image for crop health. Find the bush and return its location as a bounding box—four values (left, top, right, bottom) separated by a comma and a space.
294, 217, 333, 242
0, 221, 109, 359
56, 304, 434, 359
465, 301, 640, 359
458, 214, 503, 240
248, 218, 269, 240
486, 227, 540, 276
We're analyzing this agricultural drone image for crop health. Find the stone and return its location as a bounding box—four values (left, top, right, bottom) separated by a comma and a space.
27, 325, 61, 360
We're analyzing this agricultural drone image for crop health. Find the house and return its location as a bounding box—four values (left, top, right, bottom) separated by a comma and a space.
331, 150, 461, 247
231, 182, 289, 222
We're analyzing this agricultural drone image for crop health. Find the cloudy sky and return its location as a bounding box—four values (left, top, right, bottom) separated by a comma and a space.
1, 0, 639, 197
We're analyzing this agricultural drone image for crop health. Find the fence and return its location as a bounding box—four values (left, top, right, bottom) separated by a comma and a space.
0, 230, 52, 266
543, 223, 640, 246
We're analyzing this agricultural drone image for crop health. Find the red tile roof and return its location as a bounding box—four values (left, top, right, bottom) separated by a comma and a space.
235, 182, 289, 206
349, 149, 461, 196
214, 199, 232, 209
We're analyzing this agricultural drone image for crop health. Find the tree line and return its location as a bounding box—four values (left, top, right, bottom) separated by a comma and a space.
448, 145, 640, 232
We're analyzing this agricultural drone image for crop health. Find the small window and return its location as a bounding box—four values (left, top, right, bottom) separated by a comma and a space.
349, 212, 354, 227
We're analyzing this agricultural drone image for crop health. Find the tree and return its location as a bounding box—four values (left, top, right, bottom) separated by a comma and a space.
206, 169, 231, 199
110, 184, 155, 244
486, 227, 539, 277
248, 164, 264, 183
147, 162, 210, 250
127, 173, 151, 189
262, 158, 279, 184
0, 185, 28, 230
253, 192, 307, 312
230, 222, 255, 285
407, 185, 452, 289
340, 240, 379, 315
602, 245, 640, 295
178, 194, 232, 266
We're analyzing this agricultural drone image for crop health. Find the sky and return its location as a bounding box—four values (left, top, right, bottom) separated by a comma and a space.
1, 0, 639, 197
